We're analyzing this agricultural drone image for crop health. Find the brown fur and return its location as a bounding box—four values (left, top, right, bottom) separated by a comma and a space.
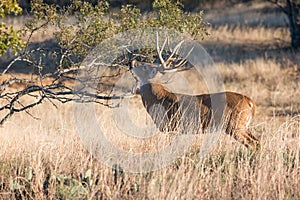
131, 60, 259, 149
140, 83, 259, 148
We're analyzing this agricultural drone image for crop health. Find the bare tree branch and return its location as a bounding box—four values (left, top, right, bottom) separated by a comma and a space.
0, 42, 138, 126
267, 0, 289, 14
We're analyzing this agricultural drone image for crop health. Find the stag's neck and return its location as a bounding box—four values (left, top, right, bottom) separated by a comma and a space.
140, 83, 174, 101
139, 80, 151, 87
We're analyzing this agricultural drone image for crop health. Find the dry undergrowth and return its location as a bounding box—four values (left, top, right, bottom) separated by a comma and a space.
0, 2, 300, 199
0, 98, 299, 199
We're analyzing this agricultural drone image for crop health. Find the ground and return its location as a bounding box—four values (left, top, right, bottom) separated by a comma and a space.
0, 1, 299, 199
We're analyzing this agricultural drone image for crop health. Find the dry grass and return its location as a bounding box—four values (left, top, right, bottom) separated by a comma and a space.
1, 2, 300, 199
0, 99, 299, 199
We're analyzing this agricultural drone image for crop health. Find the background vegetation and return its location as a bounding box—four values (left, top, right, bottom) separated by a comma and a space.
0, 0, 299, 199
0, 0, 25, 55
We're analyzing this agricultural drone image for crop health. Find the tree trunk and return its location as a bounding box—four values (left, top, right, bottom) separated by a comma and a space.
286, 0, 300, 48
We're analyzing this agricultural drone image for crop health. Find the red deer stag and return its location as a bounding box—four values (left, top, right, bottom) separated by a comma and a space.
129, 34, 260, 149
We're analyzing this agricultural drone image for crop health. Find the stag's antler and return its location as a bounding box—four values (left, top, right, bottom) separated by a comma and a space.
156, 32, 194, 72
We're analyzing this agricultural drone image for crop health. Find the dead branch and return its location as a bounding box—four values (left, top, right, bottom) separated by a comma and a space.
0, 44, 136, 126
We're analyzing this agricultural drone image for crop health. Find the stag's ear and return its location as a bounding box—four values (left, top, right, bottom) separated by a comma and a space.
157, 65, 165, 73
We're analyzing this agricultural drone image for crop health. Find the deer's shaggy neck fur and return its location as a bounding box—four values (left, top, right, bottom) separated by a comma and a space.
139, 83, 178, 110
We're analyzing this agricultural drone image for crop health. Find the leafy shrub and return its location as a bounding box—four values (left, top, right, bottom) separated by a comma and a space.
0, 0, 26, 55
25, 0, 208, 67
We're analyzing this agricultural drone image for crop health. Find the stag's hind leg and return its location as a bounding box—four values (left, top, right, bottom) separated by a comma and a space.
231, 128, 260, 149
226, 108, 260, 149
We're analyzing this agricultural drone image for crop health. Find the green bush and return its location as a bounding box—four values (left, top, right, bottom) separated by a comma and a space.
0, 0, 26, 55
25, 0, 208, 66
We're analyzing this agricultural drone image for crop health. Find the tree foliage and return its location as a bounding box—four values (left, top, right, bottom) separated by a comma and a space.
25, 0, 208, 62
0, 0, 26, 55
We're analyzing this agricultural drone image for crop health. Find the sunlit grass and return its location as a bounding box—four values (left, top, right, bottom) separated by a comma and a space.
1, 2, 300, 198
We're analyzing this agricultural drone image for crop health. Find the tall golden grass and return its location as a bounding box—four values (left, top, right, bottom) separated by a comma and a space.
1, 8, 300, 199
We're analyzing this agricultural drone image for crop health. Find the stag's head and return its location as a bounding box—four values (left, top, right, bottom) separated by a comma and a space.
130, 61, 159, 84
130, 33, 194, 85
